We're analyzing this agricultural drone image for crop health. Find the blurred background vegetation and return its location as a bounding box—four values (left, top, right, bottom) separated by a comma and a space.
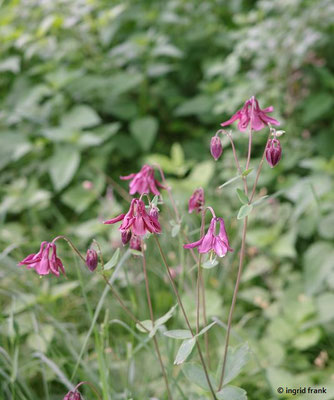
1, 0, 334, 399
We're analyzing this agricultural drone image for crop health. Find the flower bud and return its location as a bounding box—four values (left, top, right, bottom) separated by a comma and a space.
265, 138, 282, 168
210, 136, 223, 161
130, 235, 142, 252
63, 391, 82, 400
121, 230, 132, 245
188, 188, 205, 214
85, 249, 98, 271
149, 205, 159, 221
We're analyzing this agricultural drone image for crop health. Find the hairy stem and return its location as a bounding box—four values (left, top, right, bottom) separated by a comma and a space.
141, 251, 173, 400
154, 236, 217, 400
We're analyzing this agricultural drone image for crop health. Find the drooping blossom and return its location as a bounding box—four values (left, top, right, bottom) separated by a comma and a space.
85, 249, 98, 271
221, 96, 280, 132
265, 138, 282, 168
63, 390, 81, 400
120, 164, 165, 196
19, 241, 65, 276
210, 136, 223, 161
104, 198, 161, 240
188, 188, 205, 214
184, 217, 233, 258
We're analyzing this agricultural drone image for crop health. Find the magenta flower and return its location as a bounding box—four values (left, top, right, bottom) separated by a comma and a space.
85, 249, 98, 271
210, 136, 223, 161
104, 198, 161, 239
120, 164, 165, 196
184, 217, 233, 258
221, 96, 280, 132
188, 188, 205, 214
63, 390, 81, 400
19, 241, 65, 276
265, 138, 282, 168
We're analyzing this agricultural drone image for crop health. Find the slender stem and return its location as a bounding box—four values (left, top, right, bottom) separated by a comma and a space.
52, 235, 86, 263
218, 216, 248, 391
200, 270, 211, 368
154, 236, 217, 400
226, 132, 248, 196
101, 275, 149, 333
249, 132, 271, 203
141, 251, 173, 400
196, 254, 202, 335
75, 381, 102, 400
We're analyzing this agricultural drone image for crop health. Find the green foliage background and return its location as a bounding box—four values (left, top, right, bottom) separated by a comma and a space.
0, 0, 334, 399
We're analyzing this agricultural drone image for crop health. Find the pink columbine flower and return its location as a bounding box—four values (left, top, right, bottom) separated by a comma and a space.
210, 136, 223, 161
19, 241, 65, 276
63, 390, 81, 400
130, 235, 142, 252
188, 188, 205, 214
221, 96, 280, 132
104, 198, 161, 239
120, 164, 165, 196
184, 217, 233, 258
265, 138, 282, 168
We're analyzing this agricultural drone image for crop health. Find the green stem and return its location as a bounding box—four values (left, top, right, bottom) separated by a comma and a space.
154, 236, 217, 400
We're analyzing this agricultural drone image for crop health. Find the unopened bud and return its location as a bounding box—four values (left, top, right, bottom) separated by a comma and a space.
188, 188, 205, 214
121, 230, 132, 245
130, 235, 142, 252
85, 249, 98, 271
210, 136, 223, 161
265, 138, 282, 168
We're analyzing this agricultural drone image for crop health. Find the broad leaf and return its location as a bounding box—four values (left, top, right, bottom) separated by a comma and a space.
236, 189, 249, 205
217, 385, 247, 400
223, 343, 250, 385
237, 204, 253, 220
130, 116, 158, 151
49, 145, 80, 191
182, 363, 217, 391
164, 330, 192, 339
61, 105, 101, 129
174, 338, 196, 365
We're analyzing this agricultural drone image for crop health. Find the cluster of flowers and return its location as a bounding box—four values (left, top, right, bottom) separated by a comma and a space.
18, 96, 282, 399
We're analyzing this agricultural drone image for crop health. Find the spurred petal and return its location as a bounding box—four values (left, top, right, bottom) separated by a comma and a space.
220, 111, 241, 127
120, 173, 136, 180
103, 214, 125, 224
183, 238, 203, 249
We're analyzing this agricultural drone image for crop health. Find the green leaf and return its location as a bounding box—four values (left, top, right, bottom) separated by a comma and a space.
182, 363, 217, 391
171, 224, 181, 237
237, 204, 253, 220
241, 168, 253, 177
164, 330, 192, 339
49, 145, 81, 191
217, 386, 247, 400
223, 343, 250, 385
196, 321, 216, 337
219, 175, 241, 189
130, 116, 158, 151
202, 259, 219, 269
50, 282, 80, 299
104, 248, 120, 270
236, 189, 249, 205
136, 320, 152, 333
251, 195, 269, 207
174, 338, 196, 365
155, 304, 178, 327
175, 95, 213, 116
61, 105, 101, 129
293, 328, 321, 350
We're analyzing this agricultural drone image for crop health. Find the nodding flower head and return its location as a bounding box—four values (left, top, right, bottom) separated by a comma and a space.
221, 96, 280, 132
19, 241, 65, 276
63, 390, 82, 400
210, 136, 223, 161
184, 217, 233, 258
85, 249, 98, 271
63, 390, 81, 400
104, 198, 161, 241
188, 188, 205, 214
265, 138, 282, 168
120, 164, 165, 196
